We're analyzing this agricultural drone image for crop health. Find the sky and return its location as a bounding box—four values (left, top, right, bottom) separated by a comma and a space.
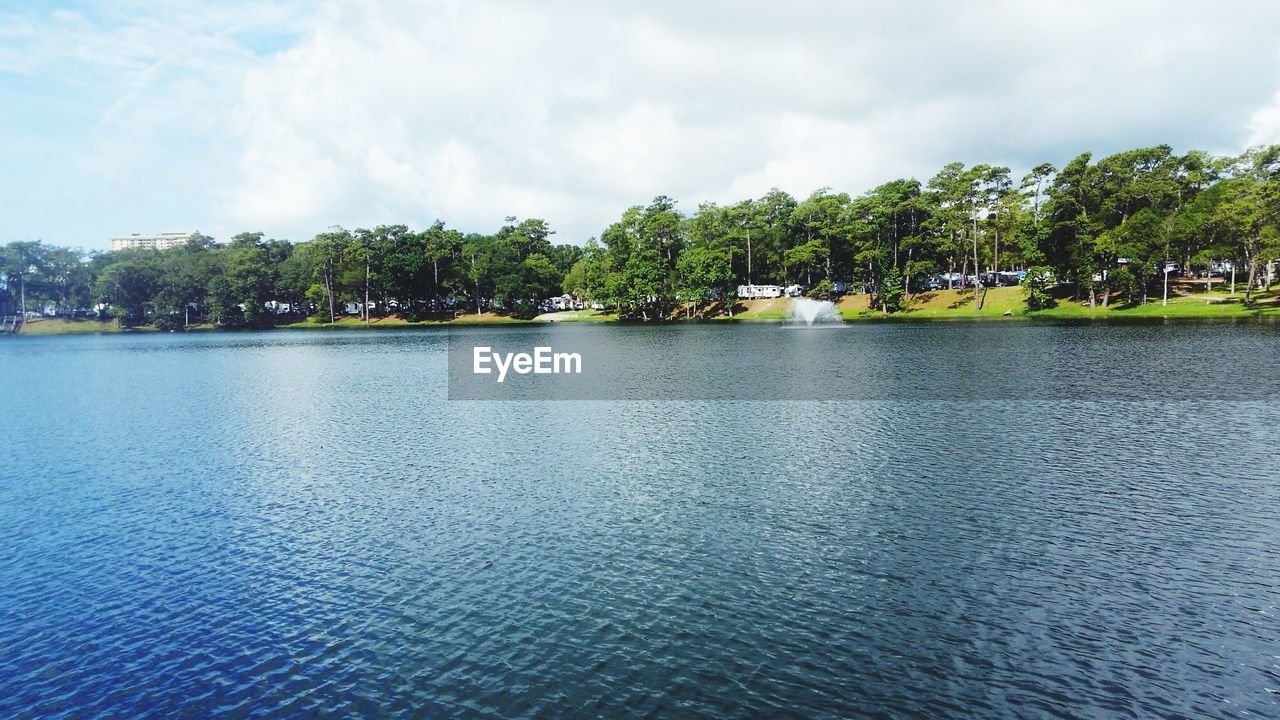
3, 0, 1280, 251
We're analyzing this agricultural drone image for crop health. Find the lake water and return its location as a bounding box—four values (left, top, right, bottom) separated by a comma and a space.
1, 324, 1278, 718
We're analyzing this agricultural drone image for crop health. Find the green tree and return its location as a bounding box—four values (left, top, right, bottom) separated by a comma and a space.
562, 239, 607, 301
791, 189, 852, 283
95, 258, 160, 326
208, 235, 275, 327
41, 246, 93, 315
309, 229, 351, 324
0, 240, 47, 316
874, 245, 904, 312
153, 242, 218, 328
675, 244, 733, 317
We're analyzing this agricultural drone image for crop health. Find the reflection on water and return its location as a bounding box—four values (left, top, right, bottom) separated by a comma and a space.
1, 327, 1278, 718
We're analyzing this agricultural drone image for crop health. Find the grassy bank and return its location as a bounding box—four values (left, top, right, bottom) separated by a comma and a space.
14, 285, 1278, 335
707, 285, 1279, 322
833, 284, 1278, 321
15, 318, 135, 334
277, 312, 522, 329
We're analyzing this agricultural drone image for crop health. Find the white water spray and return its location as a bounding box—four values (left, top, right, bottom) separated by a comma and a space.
788, 297, 843, 326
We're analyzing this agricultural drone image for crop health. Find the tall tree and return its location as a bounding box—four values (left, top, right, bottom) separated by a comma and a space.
0, 241, 46, 317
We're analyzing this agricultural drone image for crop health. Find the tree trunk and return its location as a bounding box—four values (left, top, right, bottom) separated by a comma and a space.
904, 247, 913, 300
993, 226, 999, 273
971, 247, 980, 305
972, 217, 980, 308
1244, 257, 1257, 303
364, 259, 370, 325
325, 263, 335, 324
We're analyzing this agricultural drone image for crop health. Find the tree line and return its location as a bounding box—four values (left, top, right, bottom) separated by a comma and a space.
2, 144, 1277, 326
0, 218, 581, 328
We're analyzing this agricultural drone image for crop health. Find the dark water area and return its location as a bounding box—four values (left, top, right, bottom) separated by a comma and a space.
1, 325, 1277, 718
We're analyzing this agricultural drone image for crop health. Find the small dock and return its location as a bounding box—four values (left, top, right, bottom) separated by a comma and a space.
1, 315, 21, 335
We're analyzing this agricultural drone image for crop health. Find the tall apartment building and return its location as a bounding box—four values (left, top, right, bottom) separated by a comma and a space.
110, 231, 200, 252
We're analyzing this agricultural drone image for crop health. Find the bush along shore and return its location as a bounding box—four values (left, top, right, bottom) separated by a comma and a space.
3, 143, 1279, 334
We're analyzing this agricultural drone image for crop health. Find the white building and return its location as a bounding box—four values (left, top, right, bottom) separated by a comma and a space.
110, 231, 199, 252
736, 284, 784, 299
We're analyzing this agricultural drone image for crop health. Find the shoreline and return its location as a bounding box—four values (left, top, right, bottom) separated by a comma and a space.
11, 287, 1278, 335
12, 309, 1278, 335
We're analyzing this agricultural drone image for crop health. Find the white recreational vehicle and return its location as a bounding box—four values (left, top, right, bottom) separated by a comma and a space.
736, 284, 784, 299
543, 294, 583, 312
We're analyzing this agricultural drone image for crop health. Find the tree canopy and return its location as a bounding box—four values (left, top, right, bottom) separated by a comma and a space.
4, 144, 1278, 325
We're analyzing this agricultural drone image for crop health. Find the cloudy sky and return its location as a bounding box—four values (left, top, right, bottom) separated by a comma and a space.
3, 0, 1280, 250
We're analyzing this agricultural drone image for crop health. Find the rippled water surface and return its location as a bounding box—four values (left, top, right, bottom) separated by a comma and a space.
1, 325, 1278, 718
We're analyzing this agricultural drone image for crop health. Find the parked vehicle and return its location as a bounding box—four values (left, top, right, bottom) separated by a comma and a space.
980, 271, 1021, 286
737, 284, 784, 299
910, 275, 944, 292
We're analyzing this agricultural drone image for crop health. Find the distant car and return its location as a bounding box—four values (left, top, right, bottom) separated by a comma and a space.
784, 284, 805, 297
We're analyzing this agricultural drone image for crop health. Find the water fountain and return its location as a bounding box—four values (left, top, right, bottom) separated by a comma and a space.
787, 297, 844, 327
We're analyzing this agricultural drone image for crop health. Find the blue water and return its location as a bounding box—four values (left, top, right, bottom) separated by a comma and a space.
1, 326, 1278, 718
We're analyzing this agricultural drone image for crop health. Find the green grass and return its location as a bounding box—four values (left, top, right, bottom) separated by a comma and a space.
532, 309, 617, 323
719, 309, 791, 321
840, 286, 1280, 321
1034, 288, 1279, 319
718, 297, 793, 321
847, 287, 1027, 320
280, 315, 430, 328
16, 286, 1279, 335
17, 318, 133, 334
449, 313, 529, 325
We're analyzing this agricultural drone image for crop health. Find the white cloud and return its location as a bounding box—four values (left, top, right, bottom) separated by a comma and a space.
1245, 90, 1280, 147
5, 1, 1280, 247
0, 1, 313, 246
216, 0, 1280, 244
